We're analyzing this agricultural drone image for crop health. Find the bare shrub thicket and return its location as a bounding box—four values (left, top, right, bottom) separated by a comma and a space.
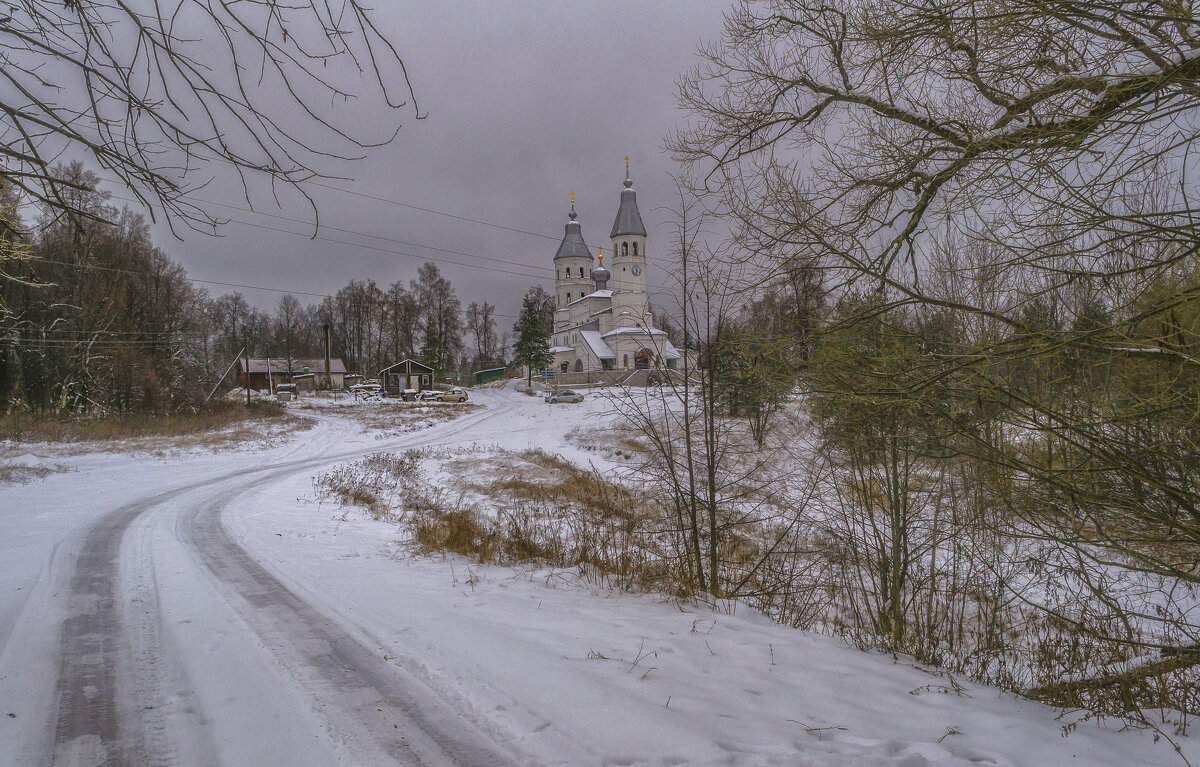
315, 448, 672, 590
660, 0, 1200, 737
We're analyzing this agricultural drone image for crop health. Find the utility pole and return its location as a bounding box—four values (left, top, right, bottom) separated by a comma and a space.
323, 322, 332, 393
243, 330, 251, 406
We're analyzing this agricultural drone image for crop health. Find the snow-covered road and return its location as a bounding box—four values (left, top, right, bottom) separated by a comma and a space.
1, 388, 1194, 767
1, 400, 535, 765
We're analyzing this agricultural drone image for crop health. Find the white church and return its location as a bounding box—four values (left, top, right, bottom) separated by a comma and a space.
547, 162, 682, 384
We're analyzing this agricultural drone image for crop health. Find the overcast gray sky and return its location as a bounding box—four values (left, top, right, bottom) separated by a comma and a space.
137, 2, 732, 327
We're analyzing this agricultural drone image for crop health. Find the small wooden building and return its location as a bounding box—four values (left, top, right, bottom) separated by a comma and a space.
239, 357, 347, 391
380, 359, 434, 397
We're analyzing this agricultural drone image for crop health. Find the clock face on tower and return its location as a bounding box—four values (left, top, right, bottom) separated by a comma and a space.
631, 265, 642, 276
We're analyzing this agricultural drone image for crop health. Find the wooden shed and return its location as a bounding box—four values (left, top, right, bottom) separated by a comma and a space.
239, 357, 347, 391
380, 359, 434, 397
474, 367, 508, 385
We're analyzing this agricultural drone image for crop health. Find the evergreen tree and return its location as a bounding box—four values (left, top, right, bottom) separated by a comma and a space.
512, 286, 553, 385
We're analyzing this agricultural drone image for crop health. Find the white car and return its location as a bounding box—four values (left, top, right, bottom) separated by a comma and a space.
546, 389, 584, 404
438, 387, 468, 402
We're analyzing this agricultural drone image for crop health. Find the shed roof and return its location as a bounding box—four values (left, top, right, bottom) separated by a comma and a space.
241, 357, 346, 374
379, 358, 434, 374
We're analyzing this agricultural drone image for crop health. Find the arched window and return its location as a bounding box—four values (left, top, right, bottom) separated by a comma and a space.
566, 293, 571, 302
632, 242, 638, 256
622, 242, 628, 256
623, 354, 629, 369
574, 359, 583, 372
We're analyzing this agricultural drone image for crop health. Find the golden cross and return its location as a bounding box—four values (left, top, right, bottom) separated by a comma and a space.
598, 247, 604, 265
625, 156, 630, 170
570, 190, 575, 206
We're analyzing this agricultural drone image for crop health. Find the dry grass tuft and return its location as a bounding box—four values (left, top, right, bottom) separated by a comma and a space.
0, 462, 66, 485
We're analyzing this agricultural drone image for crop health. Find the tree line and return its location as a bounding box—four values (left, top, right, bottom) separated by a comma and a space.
0, 164, 531, 414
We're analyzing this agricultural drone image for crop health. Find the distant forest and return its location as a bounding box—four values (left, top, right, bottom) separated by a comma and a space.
0, 164, 509, 414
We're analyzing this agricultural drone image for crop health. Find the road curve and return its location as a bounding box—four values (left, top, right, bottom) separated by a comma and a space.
43, 404, 529, 766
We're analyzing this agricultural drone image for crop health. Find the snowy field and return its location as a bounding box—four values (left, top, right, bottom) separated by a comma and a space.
0, 384, 1193, 766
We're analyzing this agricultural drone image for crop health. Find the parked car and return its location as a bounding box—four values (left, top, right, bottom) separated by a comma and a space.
417, 389, 442, 401
438, 387, 468, 402
546, 389, 584, 404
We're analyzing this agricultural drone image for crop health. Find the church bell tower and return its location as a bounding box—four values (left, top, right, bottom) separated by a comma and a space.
553, 191, 594, 309
609, 158, 648, 297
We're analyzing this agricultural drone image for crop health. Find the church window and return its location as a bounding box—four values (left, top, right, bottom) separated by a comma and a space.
574, 359, 583, 372
632, 242, 638, 256
622, 242, 628, 256
567, 293, 571, 302
623, 354, 629, 369
578, 267, 584, 277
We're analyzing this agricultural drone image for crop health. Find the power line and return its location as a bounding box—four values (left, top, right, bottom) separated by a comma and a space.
307, 181, 561, 242
22, 256, 332, 299
18, 255, 525, 320
222, 214, 551, 283
112, 194, 557, 277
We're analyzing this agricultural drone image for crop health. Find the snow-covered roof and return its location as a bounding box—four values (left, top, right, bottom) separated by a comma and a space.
549, 346, 574, 354
580, 330, 616, 360
663, 339, 682, 360
600, 327, 668, 339
567, 289, 612, 308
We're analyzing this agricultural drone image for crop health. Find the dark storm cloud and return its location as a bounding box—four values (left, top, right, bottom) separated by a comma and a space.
149, 1, 733, 324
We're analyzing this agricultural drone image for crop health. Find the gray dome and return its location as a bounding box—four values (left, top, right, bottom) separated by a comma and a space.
554, 204, 594, 262
610, 169, 647, 238
592, 263, 610, 290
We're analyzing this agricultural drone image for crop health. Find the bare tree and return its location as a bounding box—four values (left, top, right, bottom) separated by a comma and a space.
465, 300, 499, 362
274, 293, 303, 375
1, 1, 420, 227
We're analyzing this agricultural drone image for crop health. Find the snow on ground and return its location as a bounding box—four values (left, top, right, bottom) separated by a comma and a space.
234, 387, 1193, 767
0, 384, 1194, 766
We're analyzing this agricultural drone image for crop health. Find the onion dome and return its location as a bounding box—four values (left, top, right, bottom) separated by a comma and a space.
592, 248, 611, 290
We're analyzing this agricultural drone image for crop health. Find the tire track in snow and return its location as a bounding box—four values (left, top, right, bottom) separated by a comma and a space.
179, 478, 526, 766
46, 404, 513, 765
